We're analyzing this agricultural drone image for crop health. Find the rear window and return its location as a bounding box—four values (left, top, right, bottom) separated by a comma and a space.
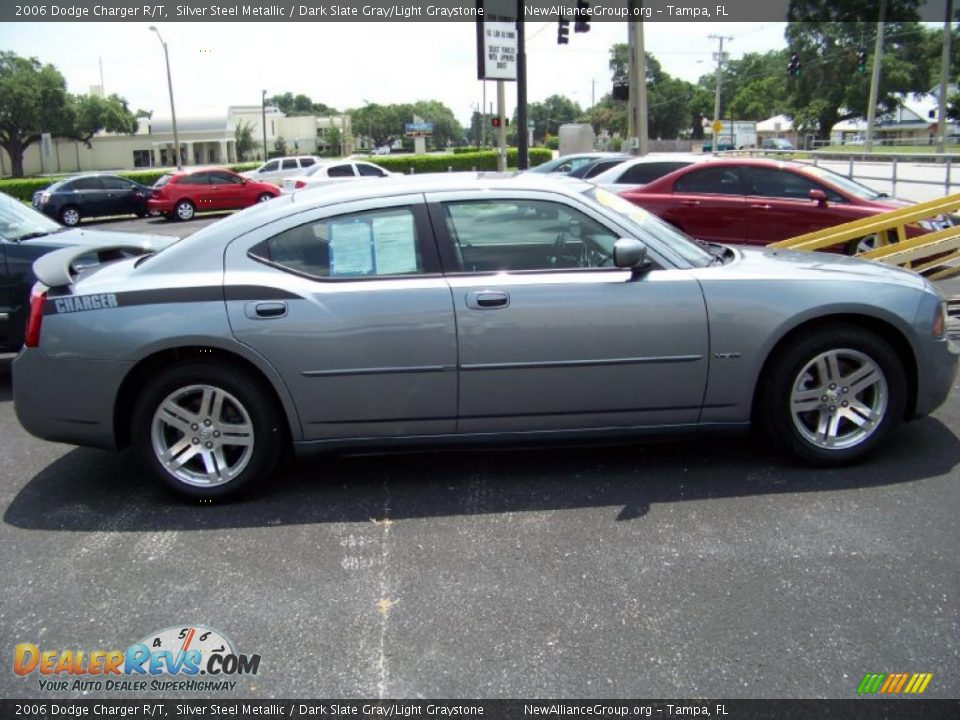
154, 174, 174, 187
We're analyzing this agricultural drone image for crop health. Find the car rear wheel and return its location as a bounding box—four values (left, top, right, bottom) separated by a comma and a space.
59, 206, 80, 226
174, 200, 195, 221
760, 325, 906, 465
131, 362, 283, 499
256, 192, 273, 203
845, 230, 895, 256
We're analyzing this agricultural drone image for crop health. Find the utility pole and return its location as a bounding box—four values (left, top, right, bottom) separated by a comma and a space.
496, 80, 507, 170
708, 33, 733, 155
261, 89, 268, 161
627, 9, 649, 155
937, 0, 954, 155
98, 56, 104, 95
150, 26, 181, 170
516, 0, 529, 170
865, 0, 886, 152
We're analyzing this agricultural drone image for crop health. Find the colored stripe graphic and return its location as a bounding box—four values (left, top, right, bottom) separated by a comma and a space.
857, 672, 932, 694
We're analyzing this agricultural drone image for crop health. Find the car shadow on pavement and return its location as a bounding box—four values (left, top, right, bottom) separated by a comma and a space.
5, 417, 959, 532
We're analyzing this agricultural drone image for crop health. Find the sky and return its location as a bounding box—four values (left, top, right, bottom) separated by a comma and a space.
0, 21, 789, 125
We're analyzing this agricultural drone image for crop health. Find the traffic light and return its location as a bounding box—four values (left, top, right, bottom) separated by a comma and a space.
857, 48, 867, 74
574, 0, 590, 32
490, 118, 509, 127
557, 18, 569, 44
787, 53, 801, 77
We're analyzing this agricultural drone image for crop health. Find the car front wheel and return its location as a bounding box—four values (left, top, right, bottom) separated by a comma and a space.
760, 325, 906, 465
60, 206, 80, 226
256, 192, 274, 203
131, 362, 283, 498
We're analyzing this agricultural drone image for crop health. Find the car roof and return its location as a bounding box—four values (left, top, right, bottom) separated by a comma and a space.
167, 166, 236, 176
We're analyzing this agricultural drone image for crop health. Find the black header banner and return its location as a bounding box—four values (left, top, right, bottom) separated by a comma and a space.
1, 0, 953, 23
2, 700, 960, 720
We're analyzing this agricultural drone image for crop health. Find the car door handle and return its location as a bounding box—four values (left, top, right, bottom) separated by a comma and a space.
681, 200, 700, 207
750, 203, 772, 210
466, 290, 510, 309
246, 301, 287, 319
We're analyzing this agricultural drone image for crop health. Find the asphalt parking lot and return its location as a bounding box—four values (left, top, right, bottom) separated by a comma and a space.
0, 212, 958, 700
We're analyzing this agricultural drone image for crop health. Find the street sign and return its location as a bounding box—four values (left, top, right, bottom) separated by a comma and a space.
405, 122, 434, 137
478, 21, 518, 81
711, 120, 724, 134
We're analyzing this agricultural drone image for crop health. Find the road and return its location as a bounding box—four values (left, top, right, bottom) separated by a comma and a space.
1, 210, 958, 701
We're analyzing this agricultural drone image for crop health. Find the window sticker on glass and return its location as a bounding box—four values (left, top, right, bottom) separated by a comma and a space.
329, 221, 373, 276
372, 213, 417, 275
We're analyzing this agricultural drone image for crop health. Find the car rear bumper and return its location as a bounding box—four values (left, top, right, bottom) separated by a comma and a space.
13, 349, 131, 451
147, 198, 175, 214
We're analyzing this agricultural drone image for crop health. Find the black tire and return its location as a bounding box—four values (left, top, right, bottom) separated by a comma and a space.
174, 199, 195, 222
256, 192, 274, 203
759, 324, 906, 466
845, 230, 895, 256
131, 361, 284, 499
59, 205, 81, 226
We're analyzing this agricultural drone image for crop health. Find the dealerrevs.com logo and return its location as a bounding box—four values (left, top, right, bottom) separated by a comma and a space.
13, 625, 261, 692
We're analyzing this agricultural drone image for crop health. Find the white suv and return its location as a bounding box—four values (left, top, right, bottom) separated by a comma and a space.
241, 156, 319, 185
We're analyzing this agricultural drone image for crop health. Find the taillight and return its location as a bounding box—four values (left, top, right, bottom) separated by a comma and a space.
294, 180, 306, 189
24, 288, 47, 348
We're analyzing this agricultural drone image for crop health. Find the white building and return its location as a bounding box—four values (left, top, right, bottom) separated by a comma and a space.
0, 105, 353, 177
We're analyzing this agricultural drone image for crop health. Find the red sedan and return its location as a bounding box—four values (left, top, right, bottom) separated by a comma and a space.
618, 158, 928, 254
148, 167, 280, 222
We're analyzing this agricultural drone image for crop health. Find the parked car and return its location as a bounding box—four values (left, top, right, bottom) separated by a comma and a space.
281, 160, 394, 192
760, 138, 796, 151
618, 158, 940, 253
0, 191, 172, 352
565, 155, 631, 180
526, 152, 629, 175
240, 156, 319, 185
148, 168, 280, 221
590, 154, 700, 193
13, 175, 956, 499
32, 174, 151, 226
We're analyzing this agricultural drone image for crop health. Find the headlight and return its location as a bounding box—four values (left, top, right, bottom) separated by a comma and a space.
40, 192, 50, 203
933, 300, 948, 338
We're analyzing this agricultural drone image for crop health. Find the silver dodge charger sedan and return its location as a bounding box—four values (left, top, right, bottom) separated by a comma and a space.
13, 174, 958, 498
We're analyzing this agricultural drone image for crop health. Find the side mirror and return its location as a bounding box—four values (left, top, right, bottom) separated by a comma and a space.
809, 188, 828, 207
613, 238, 649, 274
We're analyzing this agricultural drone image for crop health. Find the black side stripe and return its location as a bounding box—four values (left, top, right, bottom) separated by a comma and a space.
43, 285, 300, 315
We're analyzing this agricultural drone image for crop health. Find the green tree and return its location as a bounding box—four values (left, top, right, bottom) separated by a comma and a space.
0, 52, 73, 177
234, 120, 255, 161
782, 0, 927, 139
525, 95, 582, 142
321, 125, 342, 157
71, 93, 138, 146
271, 136, 288, 158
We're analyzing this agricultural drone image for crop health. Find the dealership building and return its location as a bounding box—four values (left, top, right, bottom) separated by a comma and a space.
0, 104, 354, 177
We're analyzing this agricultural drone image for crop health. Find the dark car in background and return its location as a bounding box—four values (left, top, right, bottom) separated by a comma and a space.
0, 192, 171, 352
565, 154, 631, 180
32, 174, 151, 227
147, 167, 280, 221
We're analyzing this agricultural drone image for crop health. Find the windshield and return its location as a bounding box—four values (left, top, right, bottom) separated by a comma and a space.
0, 191, 62, 241
583, 187, 714, 266
801, 165, 885, 199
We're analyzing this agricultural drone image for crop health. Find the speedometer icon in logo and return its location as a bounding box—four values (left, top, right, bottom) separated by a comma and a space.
134, 625, 235, 675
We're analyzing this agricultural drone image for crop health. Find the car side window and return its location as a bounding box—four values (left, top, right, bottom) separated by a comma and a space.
281, 159, 298, 170
357, 164, 386, 177
327, 164, 356, 177
618, 162, 688, 185
440, 199, 619, 272
100, 176, 134, 190
747, 167, 844, 202
70, 177, 103, 191
674, 167, 743, 195
208, 171, 242, 185
256, 207, 424, 279
300, 158, 316, 168
260, 161, 279, 173
180, 172, 210, 186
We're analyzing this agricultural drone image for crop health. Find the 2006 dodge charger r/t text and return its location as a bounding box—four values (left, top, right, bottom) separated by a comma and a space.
12, 175, 958, 498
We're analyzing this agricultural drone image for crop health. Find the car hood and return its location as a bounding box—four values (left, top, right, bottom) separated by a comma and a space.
709, 246, 929, 292
25, 227, 176, 251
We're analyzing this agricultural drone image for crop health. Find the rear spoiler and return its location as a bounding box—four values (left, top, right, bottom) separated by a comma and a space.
33, 241, 165, 288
